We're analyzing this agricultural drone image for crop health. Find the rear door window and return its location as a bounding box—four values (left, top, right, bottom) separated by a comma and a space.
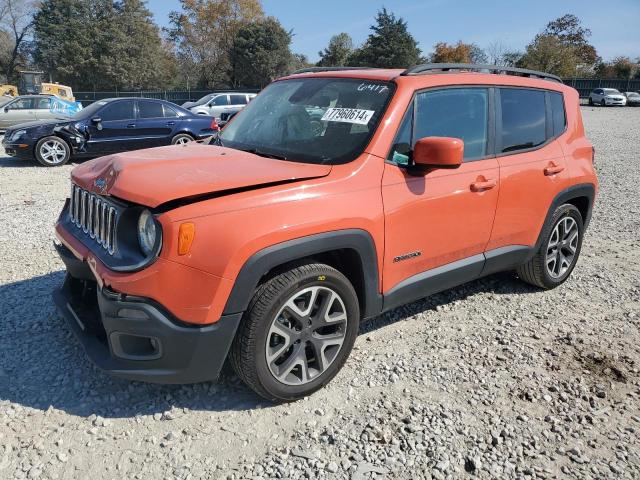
230, 94, 248, 105
163, 104, 178, 117
100, 101, 135, 121
499, 88, 546, 153
137, 100, 164, 119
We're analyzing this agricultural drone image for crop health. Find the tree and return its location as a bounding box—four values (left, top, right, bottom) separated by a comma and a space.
349, 8, 421, 68
430, 41, 476, 63
611, 56, 634, 79
33, 0, 176, 90
517, 34, 579, 77
290, 52, 311, 72
542, 14, 598, 66
167, 0, 264, 88
0, 0, 34, 83
317, 33, 353, 67
229, 17, 292, 88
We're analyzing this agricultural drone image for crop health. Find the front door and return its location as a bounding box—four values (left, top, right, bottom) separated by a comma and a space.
381, 87, 499, 304
85, 99, 138, 154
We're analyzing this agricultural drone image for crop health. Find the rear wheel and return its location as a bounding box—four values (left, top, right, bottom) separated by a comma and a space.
35, 136, 70, 167
230, 263, 360, 402
517, 204, 584, 289
171, 133, 194, 145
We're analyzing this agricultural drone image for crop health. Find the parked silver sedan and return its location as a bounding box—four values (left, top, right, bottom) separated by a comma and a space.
0, 95, 66, 129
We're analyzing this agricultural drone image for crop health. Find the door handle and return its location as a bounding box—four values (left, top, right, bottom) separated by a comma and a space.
470, 179, 497, 192
544, 163, 565, 176
166, 121, 176, 126
126, 123, 136, 128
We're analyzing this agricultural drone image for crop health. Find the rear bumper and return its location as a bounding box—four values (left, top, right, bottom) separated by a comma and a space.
53, 243, 241, 384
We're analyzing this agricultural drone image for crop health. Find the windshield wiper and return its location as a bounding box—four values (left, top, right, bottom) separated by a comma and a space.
240, 148, 288, 160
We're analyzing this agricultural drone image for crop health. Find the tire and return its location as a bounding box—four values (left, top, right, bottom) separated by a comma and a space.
517, 204, 584, 290
600, 99, 606, 107
230, 263, 360, 402
35, 136, 70, 167
171, 133, 194, 145
588, 97, 593, 106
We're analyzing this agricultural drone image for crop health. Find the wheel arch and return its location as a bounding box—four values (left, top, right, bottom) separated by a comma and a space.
535, 183, 595, 251
222, 229, 382, 320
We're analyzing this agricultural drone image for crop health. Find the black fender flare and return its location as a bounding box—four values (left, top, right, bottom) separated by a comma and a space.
534, 183, 596, 251
222, 229, 383, 319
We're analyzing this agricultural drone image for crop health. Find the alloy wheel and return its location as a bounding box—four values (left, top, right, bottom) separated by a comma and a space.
546, 216, 579, 279
40, 139, 67, 165
266, 286, 348, 386
175, 136, 192, 145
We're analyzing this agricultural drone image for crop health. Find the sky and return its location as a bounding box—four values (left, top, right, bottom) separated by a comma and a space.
147, 0, 640, 63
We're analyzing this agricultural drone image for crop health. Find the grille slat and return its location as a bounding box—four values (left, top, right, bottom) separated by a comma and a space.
68, 184, 118, 255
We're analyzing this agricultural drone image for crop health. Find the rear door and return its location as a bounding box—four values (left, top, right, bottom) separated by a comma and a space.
0, 97, 36, 127
486, 87, 570, 254
382, 87, 500, 297
85, 100, 137, 154
134, 100, 176, 147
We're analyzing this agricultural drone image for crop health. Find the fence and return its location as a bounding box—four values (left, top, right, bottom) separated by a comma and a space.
562, 78, 640, 98
74, 88, 260, 106
75, 79, 640, 105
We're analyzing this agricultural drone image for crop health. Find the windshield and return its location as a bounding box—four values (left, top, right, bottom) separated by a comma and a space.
71, 101, 105, 120
220, 78, 394, 164
604, 89, 621, 95
193, 94, 215, 106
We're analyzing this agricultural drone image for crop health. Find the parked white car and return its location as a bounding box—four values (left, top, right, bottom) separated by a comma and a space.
189, 93, 256, 121
588, 88, 626, 106
181, 93, 217, 110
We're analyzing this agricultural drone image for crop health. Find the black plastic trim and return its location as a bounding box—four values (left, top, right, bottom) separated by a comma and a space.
382, 254, 485, 313
223, 229, 382, 319
535, 183, 596, 249
53, 273, 242, 384
481, 245, 536, 277
401, 63, 562, 83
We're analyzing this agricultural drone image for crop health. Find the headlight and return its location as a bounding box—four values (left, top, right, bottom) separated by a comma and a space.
137, 210, 159, 256
10, 129, 26, 141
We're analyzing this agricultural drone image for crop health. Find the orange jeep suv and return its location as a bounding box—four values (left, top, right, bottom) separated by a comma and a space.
53, 64, 597, 401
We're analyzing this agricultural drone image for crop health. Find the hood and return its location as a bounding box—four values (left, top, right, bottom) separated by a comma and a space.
8, 118, 71, 131
71, 143, 332, 208
181, 101, 196, 108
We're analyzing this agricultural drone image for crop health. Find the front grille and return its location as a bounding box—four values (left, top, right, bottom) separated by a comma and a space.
68, 184, 118, 255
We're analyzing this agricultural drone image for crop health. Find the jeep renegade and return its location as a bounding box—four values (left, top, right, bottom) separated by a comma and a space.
53, 64, 598, 401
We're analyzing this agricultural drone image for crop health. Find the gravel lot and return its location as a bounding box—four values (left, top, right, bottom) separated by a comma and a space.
0, 106, 639, 480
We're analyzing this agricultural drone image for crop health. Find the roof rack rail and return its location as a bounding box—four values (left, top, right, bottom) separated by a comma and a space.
291, 66, 374, 75
401, 63, 562, 83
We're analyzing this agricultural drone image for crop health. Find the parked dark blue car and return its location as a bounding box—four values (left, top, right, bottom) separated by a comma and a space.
2, 98, 219, 166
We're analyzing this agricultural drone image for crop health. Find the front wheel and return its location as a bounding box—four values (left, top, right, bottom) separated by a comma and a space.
35, 136, 71, 167
588, 97, 593, 106
230, 263, 360, 402
171, 133, 194, 145
517, 204, 584, 289
600, 99, 606, 106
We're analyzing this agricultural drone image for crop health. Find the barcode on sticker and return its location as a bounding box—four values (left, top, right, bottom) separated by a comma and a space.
321, 108, 374, 125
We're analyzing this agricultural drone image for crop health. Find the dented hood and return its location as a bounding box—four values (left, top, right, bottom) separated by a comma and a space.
71, 144, 332, 208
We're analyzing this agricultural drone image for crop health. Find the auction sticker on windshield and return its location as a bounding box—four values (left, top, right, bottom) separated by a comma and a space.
321, 108, 375, 125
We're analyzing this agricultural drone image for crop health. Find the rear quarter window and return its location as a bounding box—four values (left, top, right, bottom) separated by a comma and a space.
549, 92, 566, 137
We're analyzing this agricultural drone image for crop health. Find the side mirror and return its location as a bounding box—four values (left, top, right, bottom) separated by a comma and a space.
91, 117, 103, 131
410, 136, 464, 173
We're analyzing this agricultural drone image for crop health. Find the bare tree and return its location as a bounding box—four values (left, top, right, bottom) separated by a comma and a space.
0, 0, 34, 83
486, 40, 507, 66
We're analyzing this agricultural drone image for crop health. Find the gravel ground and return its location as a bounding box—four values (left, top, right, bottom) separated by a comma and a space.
0, 106, 639, 480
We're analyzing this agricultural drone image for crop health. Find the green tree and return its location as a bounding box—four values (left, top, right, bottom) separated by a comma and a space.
542, 14, 598, 66
229, 17, 292, 88
33, 0, 174, 90
167, 0, 264, 88
317, 33, 353, 67
349, 8, 421, 68
517, 34, 579, 77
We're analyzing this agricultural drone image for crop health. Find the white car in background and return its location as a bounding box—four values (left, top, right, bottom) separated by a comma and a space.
588, 88, 626, 106
188, 92, 256, 121
623, 91, 640, 107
